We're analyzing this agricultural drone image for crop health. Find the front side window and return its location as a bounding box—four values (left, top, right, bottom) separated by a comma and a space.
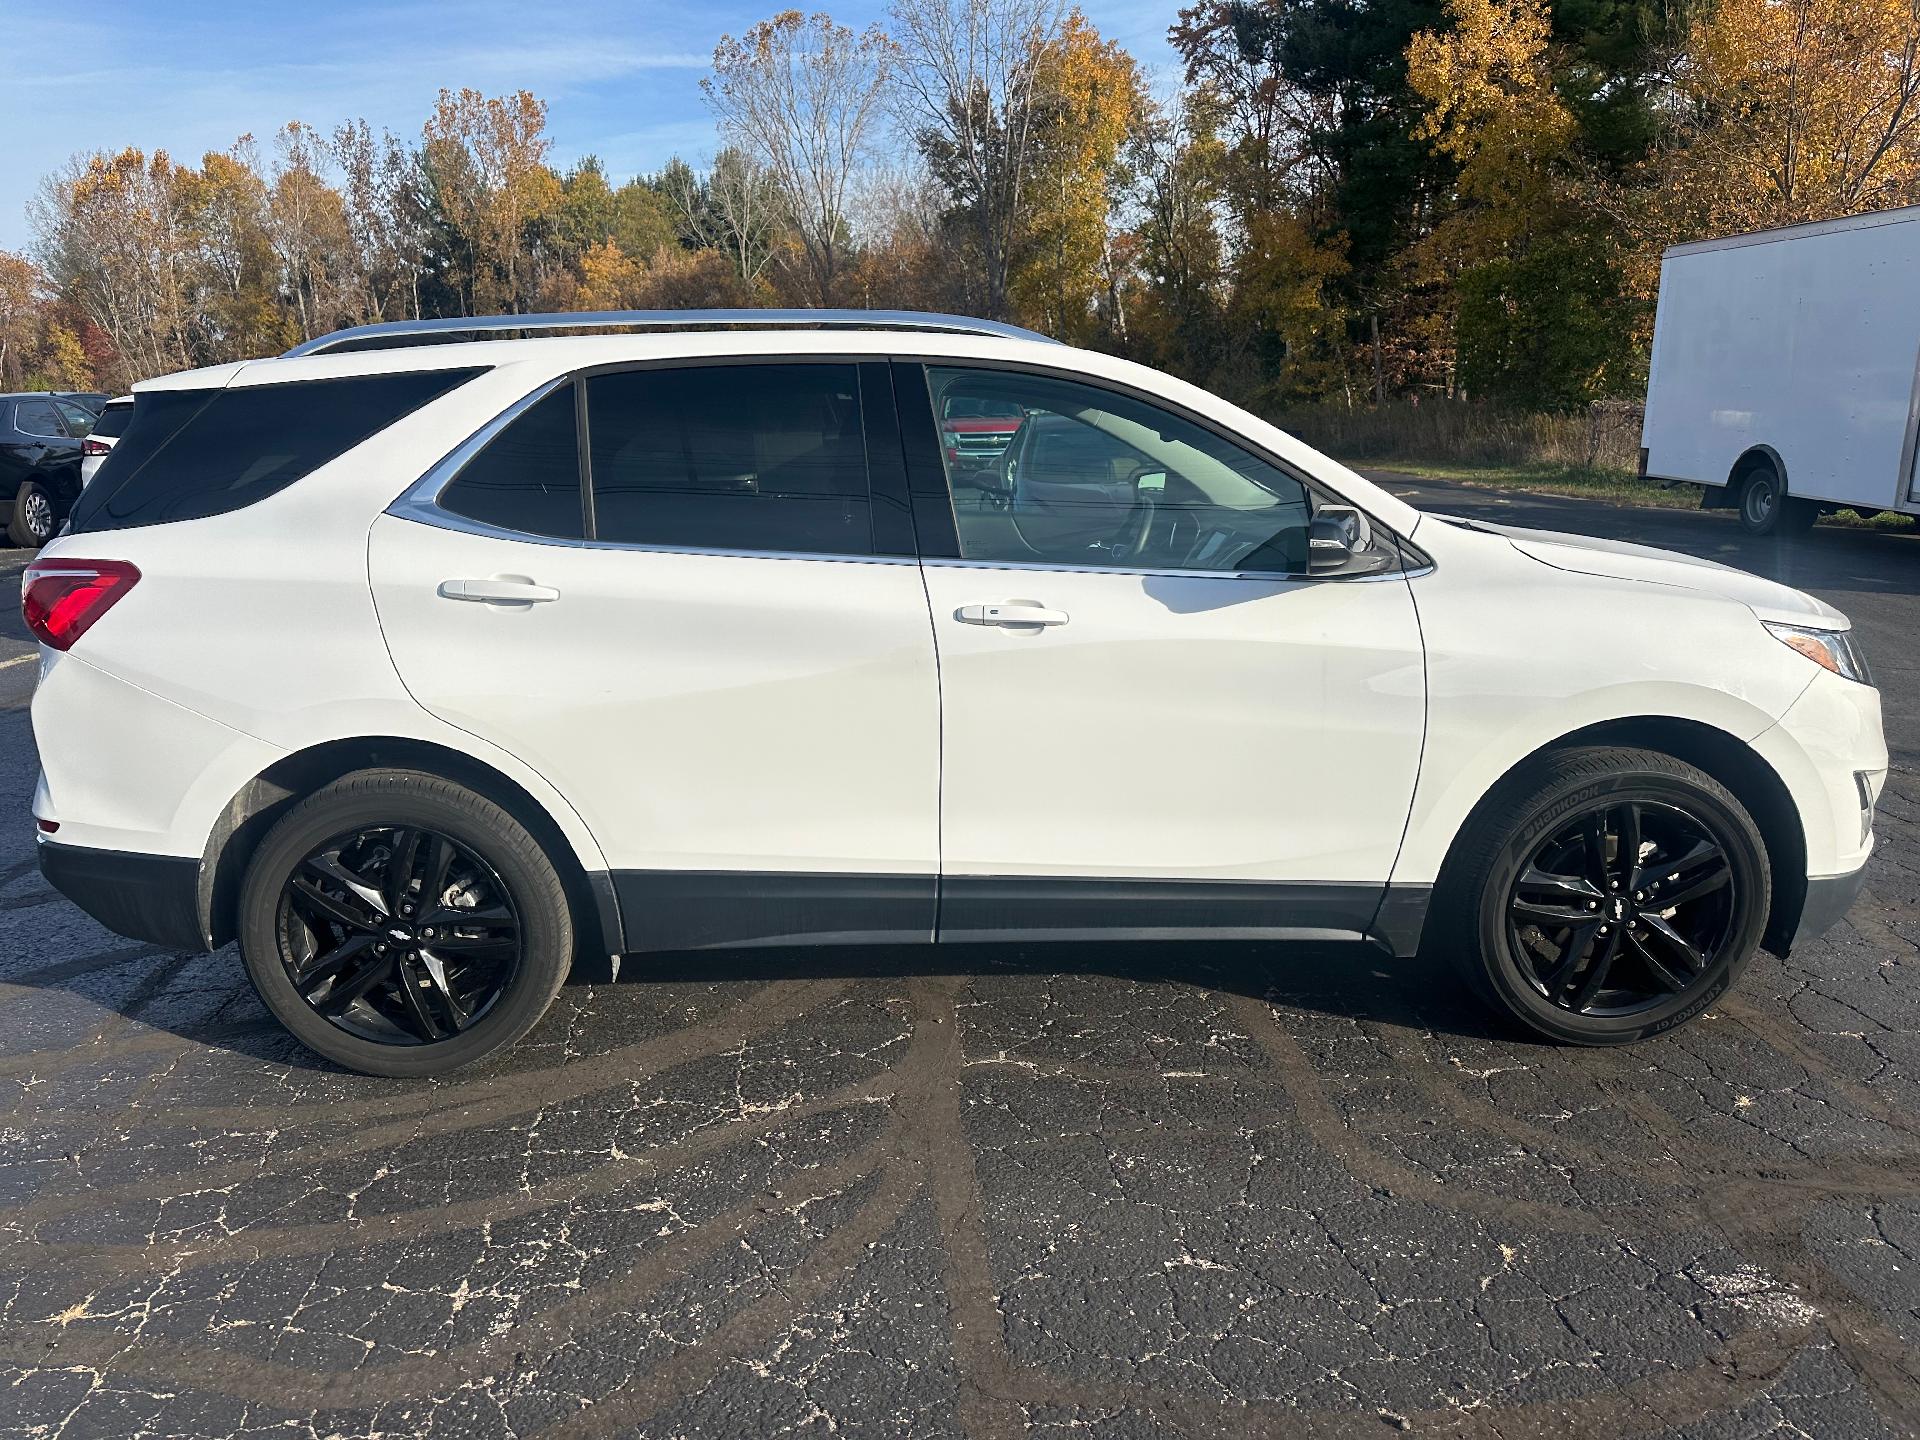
14, 399, 65, 438
54, 399, 97, 437
586, 363, 870, 555
927, 367, 1389, 577
438, 384, 583, 539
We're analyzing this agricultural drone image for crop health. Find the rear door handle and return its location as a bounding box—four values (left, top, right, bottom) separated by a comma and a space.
956, 602, 1069, 627
438, 577, 560, 604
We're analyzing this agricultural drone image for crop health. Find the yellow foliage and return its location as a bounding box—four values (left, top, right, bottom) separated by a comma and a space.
1230, 213, 1350, 403
1008, 11, 1145, 343
42, 323, 93, 390
423, 88, 562, 311
1662, 0, 1920, 231
1408, 0, 1574, 224
570, 240, 646, 310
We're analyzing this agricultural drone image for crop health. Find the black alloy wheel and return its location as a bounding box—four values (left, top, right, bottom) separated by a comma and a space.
1507, 800, 1734, 1017
1441, 746, 1769, 1046
276, 824, 523, 1046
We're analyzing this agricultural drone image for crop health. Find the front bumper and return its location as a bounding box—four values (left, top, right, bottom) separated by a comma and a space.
1791, 863, 1869, 950
38, 839, 208, 951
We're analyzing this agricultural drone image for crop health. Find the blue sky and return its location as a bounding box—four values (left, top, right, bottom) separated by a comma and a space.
0, 0, 1183, 254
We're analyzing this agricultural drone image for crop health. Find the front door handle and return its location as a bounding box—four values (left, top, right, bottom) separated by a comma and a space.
438, 577, 560, 604
956, 601, 1069, 628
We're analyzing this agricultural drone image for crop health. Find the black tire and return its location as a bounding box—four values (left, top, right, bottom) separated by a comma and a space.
1736, 464, 1816, 537
8, 479, 55, 549
238, 769, 573, 1077
1437, 747, 1769, 1045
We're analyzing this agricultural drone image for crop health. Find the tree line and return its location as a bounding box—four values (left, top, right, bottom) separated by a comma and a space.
4, 0, 1918, 414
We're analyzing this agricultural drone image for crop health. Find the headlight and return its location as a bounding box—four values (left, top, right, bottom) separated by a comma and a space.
1764, 621, 1872, 685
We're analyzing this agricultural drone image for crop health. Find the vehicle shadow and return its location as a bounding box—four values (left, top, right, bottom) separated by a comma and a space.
3, 931, 1518, 1079
604, 937, 1521, 1047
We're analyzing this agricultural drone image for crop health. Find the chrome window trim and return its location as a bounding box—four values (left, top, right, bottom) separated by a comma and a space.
386, 506, 918, 567
917, 555, 1428, 584
390, 365, 907, 566
387, 363, 1434, 582
392, 375, 573, 518
388, 501, 1411, 578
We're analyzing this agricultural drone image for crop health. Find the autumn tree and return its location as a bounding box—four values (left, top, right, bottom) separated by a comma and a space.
660, 150, 786, 287
187, 143, 286, 360
1408, 0, 1640, 406
1169, 0, 1340, 221
706, 11, 894, 305
1006, 12, 1145, 343
420, 89, 562, 313
266, 122, 354, 341
1647, 0, 1920, 245
891, 0, 1067, 318
331, 119, 427, 322
1124, 97, 1228, 381
570, 238, 648, 309
32, 148, 199, 386
0, 251, 45, 389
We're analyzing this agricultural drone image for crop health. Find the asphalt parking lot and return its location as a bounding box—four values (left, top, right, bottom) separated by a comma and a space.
5, 481, 1920, 1439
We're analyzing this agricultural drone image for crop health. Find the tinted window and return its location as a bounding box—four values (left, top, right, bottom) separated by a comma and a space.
438, 384, 583, 539
54, 399, 97, 436
587, 364, 870, 555
71, 368, 483, 533
927, 366, 1316, 575
14, 399, 65, 437
89, 403, 133, 440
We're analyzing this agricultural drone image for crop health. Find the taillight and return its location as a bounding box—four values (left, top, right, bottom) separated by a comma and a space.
82, 437, 111, 456
21, 559, 140, 651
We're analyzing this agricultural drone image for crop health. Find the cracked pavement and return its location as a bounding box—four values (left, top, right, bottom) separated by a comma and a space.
5, 480, 1920, 1437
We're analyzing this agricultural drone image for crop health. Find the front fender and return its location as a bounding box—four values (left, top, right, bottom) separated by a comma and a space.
1395, 549, 1818, 887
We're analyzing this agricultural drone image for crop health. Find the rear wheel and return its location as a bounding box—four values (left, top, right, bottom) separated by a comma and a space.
1441, 747, 1769, 1045
1737, 464, 1815, 536
8, 479, 55, 549
238, 769, 572, 1076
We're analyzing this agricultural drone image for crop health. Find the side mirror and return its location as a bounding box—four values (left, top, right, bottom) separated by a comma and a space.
1307, 506, 1367, 575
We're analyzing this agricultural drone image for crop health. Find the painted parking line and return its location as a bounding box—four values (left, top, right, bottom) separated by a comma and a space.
0, 652, 36, 672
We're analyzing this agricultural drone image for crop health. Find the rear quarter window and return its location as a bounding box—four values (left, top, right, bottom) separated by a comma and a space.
72, 368, 484, 532
89, 403, 134, 440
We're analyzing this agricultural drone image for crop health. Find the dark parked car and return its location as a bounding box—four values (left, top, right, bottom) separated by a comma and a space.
55, 391, 111, 414
1, 393, 94, 548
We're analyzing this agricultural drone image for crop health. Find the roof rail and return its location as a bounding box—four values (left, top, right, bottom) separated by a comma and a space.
283, 308, 1060, 358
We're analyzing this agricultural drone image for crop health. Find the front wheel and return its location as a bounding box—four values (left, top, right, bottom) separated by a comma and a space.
8, 479, 56, 549
238, 769, 573, 1076
1442, 747, 1769, 1045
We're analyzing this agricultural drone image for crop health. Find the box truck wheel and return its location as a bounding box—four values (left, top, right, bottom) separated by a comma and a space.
1736, 463, 1815, 536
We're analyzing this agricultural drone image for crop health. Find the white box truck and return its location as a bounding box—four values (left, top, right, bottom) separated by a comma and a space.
1641, 204, 1920, 535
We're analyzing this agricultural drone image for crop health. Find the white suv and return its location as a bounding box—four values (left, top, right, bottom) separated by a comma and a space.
24, 310, 1886, 1076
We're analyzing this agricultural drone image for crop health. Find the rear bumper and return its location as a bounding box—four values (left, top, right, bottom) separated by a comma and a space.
1791, 864, 1868, 951
38, 838, 208, 951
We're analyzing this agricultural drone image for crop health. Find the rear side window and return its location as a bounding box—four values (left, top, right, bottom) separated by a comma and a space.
89, 403, 133, 440
438, 384, 583, 539
14, 399, 65, 437
585, 364, 870, 555
71, 368, 483, 533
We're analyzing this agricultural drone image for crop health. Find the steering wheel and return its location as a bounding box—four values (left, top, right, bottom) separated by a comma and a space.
1112, 484, 1157, 562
